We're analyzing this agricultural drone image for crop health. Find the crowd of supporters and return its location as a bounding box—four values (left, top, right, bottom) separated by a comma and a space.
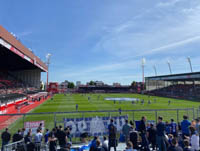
149, 84, 200, 100
1, 114, 200, 151
0, 71, 38, 96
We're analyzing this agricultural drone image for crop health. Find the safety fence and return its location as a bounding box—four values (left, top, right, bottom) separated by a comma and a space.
0, 108, 197, 131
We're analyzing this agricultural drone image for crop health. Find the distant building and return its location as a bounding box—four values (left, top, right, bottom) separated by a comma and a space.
60, 80, 68, 89
113, 83, 121, 87
76, 81, 81, 87
95, 81, 104, 86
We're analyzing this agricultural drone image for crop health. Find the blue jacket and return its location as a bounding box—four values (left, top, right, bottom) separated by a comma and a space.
181, 120, 191, 135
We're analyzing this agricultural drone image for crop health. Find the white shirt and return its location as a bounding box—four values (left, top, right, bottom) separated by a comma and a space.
191, 134, 199, 151
34, 132, 43, 143
102, 140, 108, 149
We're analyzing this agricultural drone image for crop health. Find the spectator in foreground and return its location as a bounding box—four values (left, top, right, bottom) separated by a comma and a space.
108, 119, 117, 151
183, 139, 192, 151
102, 136, 108, 151
156, 116, 166, 151
181, 115, 191, 139
189, 126, 199, 151
1, 128, 11, 151
122, 119, 131, 143
34, 128, 43, 151
12, 129, 23, 142
44, 129, 49, 144
125, 141, 135, 151
129, 123, 139, 150
167, 138, 183, 151
48, 128, 57, 151
25, 131, 35, 151
94, 139, 105, 151
147, 123, 156, 150
170, 119, 178, 137
139, 116, 150, 151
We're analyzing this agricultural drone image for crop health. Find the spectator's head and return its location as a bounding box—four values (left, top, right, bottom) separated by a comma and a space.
52, 128, 56, 132
46, 129, 49, 132
171, 119, 174, 122
166, 121, 168, 124
183, 139, 190, 148
130, 120, 134, 126
59, 125, 62, 130
110, 119, 114, 123
126, 141, 133, 149
150, 123, 154, 128
39, 123, 42, 127
37, 129, 40, 133
125, 119, 128, 124
66, 142, 72, 149
189, 126, 196, 135
171, 138, 178, 146
158, 116, 163, 122
96, 139, 101, 147
5, 128, 8, 132
22, 128, 25, 132
142, 116, 146, 122
18, 129, 21, 133
183, 115, 188, 120
80, 132, 88, 143
103, 136, 107, 141
94, 136, 98, 140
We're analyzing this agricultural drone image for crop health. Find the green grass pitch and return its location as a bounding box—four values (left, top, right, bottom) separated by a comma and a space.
4, 93, 200, 137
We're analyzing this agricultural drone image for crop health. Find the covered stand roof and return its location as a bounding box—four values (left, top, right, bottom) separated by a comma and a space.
145, 72, 200, 81
0, 25, 47, 72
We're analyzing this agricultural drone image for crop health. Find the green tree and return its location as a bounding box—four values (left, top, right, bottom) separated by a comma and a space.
89, 80, 95, 85
68, 82, 75, 88
131, 81, 136, 87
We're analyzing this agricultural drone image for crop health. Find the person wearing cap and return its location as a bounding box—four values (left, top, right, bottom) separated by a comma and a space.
1, 128, 11, 151
156, 116, 167, 151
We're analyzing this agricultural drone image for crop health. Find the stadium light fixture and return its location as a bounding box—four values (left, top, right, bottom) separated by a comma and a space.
167, 60, 172, 75
187, 56, 193, 73
141, 58, 146, 84
153, 65, 157, 76
46, 53, 52, 90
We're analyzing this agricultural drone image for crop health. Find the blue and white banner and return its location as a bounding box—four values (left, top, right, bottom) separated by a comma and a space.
64, 116, 128, 136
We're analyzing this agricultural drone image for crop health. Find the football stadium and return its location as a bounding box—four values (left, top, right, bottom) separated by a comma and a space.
1, 1, 200, 151
0, 25, 200, 151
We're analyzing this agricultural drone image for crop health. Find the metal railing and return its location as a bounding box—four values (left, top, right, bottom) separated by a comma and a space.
0, 108, 196, 128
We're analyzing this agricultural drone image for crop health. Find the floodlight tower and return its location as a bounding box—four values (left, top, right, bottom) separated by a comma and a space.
141, 58, 146, 84
46, 53, 51, 90
167, 60, 172, 75
187, 56, 193, 72
153, 65, 157, 76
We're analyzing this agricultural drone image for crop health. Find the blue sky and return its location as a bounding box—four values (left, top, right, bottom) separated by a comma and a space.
1, 0, 200, 85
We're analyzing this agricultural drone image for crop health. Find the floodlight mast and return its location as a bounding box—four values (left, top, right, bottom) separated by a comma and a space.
167, 60, 172, 75
46, 53, 51, 90
153, 65, 157, 76
187, 57, 193, 73
141, 58, 146, 85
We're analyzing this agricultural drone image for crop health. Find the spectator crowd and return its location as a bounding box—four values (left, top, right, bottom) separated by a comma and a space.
1, 115, 200, 151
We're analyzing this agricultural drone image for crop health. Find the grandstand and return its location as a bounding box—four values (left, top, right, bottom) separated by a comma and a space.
78, 83, 144, 93
0, 25, 48, 110
145, 72, 200, 100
